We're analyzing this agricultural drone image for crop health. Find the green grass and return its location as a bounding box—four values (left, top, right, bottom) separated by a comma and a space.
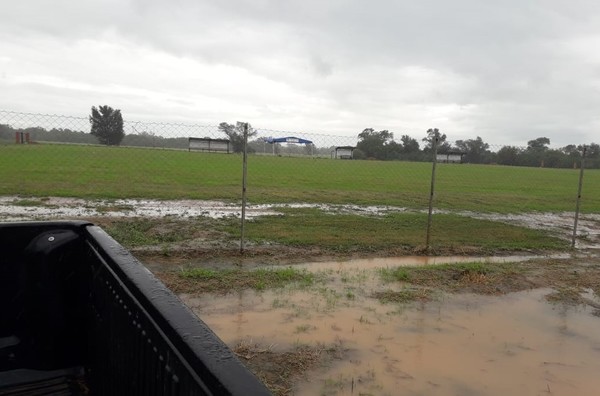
0, 143, 598, 213
231, 209, 569, 251
10, 198, 50, 207
379, 262, 490, 283
377, 261, 530, 294
178, 267, 317, 292
373, 288, 432, 303
103, 218, 192, 247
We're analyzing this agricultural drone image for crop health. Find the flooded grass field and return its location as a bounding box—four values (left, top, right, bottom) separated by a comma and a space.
1, 197, 598, 394
166, 257, 600, 395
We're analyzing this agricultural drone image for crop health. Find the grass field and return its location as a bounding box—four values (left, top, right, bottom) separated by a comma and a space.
226, 209, 569, 251
0, 143, 598, 213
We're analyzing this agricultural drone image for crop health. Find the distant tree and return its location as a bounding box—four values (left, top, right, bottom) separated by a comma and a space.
455, 136, 490, 163
522, 137, 551, 166
218, 122, 257, 153
422, 128, 448, 153
356, 128, 395, 160
583, 143, 600, 158
579, 143, 600, 168
561, 144, 578, 156
526, 137, 550, 152
400, 135, 420, 153
89, 105, 124, 145
352, 148, 366, 160
497, 146, 521, 166
558, 144, 582, 168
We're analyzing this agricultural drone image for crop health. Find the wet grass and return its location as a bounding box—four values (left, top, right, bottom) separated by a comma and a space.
11, 197, 52, 207
545, 286, 586, 305
233, 339, 344, 396
380, 259, 600, 298
379, 262, 489, 282
95, 203, 135, 213
378, 261, 530, 294
1, 143, 599, 212
171, 267, 318, 293
233, 209, 569, 252
102, 218, 193, 247
97, 211, 569, 266
373, 288, 432, 304
11, 199, 41, 207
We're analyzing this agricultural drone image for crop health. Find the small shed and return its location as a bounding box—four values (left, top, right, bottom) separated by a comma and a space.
436, 152, 464, 163
333, 146, 356, 159
189, 137, 231, 153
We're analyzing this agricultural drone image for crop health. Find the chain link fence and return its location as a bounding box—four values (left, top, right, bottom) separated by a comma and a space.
0, 109, 598, 249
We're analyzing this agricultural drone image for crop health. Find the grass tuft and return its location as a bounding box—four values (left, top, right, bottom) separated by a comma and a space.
373, 288, 432, 304
176, 267, 317, 293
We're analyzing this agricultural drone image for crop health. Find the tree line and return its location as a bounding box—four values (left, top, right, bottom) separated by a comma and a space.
1, 105, 598, 169
354, 128, 599, 169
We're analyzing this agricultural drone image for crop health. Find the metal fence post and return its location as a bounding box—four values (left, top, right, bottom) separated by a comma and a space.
426, 135, 439, 251
240, 123, 249, 254
572, 146, 587, 248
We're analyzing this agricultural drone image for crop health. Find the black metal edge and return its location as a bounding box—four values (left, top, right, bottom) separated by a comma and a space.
0, 220, 93, 231
83, 225, 271, 396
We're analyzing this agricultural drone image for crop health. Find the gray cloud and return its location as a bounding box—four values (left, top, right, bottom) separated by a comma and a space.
1, 0, 600, 146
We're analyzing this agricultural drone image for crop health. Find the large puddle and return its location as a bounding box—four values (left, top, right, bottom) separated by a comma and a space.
181, 284, 600, 395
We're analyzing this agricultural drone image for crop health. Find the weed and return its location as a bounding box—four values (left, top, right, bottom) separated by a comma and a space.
378, 267, 410, 282
294, 324, 313, 334
377, 261, 528, 295
11, 198, 44, 207
545, 287, 585, 305
373, 288, 431, 304
96, 204, 135, 213
103, 218, 190, 247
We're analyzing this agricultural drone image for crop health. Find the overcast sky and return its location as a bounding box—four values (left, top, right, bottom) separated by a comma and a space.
1, 0, 599, 147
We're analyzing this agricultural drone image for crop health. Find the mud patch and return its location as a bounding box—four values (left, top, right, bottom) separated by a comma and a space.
233, 339, 346, 396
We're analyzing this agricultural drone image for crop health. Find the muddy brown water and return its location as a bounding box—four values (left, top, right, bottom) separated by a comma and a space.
181, 284, 600, 395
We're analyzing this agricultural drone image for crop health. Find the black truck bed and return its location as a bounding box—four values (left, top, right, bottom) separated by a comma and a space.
0, 366, 86, 395
0, 221, 270, 395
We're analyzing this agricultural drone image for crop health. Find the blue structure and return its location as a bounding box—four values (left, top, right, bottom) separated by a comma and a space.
265, 136, 314, 156
265, 136, 313, 145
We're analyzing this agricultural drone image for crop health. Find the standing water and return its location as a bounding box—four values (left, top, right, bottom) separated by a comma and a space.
182, 284, 600, 395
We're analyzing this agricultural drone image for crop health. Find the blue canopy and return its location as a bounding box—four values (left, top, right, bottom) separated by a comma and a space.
265, 136, 313, 145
